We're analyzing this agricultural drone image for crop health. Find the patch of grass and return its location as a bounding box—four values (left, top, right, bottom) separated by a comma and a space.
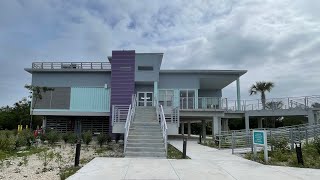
167, 144, 190, 159
95, 145, 114, 154
0, 146, 48, 161
200, 140, 218, 148
80, 157, 94, 165
59, 166, 81, 180
244, 141, 320, 168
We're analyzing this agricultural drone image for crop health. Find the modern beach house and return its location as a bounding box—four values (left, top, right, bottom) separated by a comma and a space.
25, 50, 319, 157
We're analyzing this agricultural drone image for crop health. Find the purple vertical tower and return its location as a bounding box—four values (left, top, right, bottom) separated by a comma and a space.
110, 50, 135, 134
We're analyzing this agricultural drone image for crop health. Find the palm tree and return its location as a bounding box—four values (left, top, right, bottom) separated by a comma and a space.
249, 81, 275, 109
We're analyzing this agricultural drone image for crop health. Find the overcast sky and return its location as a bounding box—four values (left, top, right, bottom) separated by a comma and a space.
0, 0, 320, 107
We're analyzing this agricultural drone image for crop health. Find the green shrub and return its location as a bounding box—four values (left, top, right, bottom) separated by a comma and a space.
0, 134, 16, 151
270, 151, 291, 162
62, 132, 78, 144
0, 130, 14, 138
68, 133, 77, 144
314, 137, 320, 155
270, 137, 289, 152
59, 166, 80, 180
82, 131, 92, 146
62, 133, 69, 144
97, 134, 110, 147
46, 130, 61, 145
15, 130, 35, 148
37, 149, 55, 170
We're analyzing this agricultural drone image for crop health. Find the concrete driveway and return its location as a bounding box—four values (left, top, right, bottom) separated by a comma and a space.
68, 140, 320, 180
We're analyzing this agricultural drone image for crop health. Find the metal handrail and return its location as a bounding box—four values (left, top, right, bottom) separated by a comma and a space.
160, 105, 168, 156
124, 94, 137, 153
155, 96, 168, 156
124, 104, 132, 151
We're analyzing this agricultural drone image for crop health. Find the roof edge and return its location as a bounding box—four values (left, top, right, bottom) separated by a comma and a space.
159, 69, 247, 76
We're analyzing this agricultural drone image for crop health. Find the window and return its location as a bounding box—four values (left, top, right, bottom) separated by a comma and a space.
138, 66, 153, 71
159, 90, 174, 106
180, 90, 195, 109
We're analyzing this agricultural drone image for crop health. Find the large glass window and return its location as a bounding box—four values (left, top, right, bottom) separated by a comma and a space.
159, 90, 174, 107
180, 90, 195, 109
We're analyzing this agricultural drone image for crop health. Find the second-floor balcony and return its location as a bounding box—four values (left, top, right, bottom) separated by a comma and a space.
161, 96, 320, 112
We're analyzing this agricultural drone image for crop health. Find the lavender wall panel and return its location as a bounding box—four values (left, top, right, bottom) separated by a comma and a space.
110, 50, 135, 133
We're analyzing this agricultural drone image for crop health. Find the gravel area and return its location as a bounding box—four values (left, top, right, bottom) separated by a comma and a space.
0, 142, 124, 180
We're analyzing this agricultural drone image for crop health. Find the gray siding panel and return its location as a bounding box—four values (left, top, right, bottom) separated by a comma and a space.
135, 84, 154, 93
34, 91, 52, 109
51, 88, 71, 109
135, 54, 162, 82
198, 89, 222, 97
34, 87, 70, 109
159, 74, 200, 89
32, 72, 111, 87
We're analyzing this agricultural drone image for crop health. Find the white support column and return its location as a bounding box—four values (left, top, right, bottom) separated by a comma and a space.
213, 117, 221, 137
181, 123, 185, 135
153, 81, 158, 104
308, 110, 315, 125
258, 118, 263, 128
195, 89, 199, 109
245, 114, 250, 134
42, 116, 46, 131
202, 120, 206, 139
188, 121, 191, 137
236, 78, 241, 111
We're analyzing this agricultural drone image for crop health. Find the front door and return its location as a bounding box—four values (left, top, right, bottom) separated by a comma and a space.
137, 92, 153, 106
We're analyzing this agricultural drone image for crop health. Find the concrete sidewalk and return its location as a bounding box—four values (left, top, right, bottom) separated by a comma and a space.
68, 140, 320, 180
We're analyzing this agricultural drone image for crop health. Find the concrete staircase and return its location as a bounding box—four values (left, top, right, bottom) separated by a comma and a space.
125, 106, 166, 158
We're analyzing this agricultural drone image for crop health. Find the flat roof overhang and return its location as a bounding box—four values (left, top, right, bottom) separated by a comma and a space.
160, 69, 247, 89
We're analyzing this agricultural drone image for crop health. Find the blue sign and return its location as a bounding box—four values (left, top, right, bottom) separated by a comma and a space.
253, 131, 265, 145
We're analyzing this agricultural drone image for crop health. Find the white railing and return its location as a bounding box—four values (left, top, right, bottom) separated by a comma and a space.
112, 105, 130, 125
160, 105, 168, 156
124, 95, 137, 152
124, 104, 132, 151
32, 62, 111, 70
155, 96, 168, 156
177, 95, 320, 112
238, 95, 320, 111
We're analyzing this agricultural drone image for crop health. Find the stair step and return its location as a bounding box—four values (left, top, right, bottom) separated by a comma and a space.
130, 129, 161, 133
128, 139, 164, 143
128, 135, 163, 140
130, 125, 160, 129
132, 122, 159, 124
126, 147, 165, 152
134, 117, 158, 122
129, 131, 162, 136
125, 152, 166, 158
126, 143, 164, 148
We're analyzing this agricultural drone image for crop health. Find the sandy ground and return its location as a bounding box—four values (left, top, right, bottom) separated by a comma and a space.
0, 142, 124, 180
